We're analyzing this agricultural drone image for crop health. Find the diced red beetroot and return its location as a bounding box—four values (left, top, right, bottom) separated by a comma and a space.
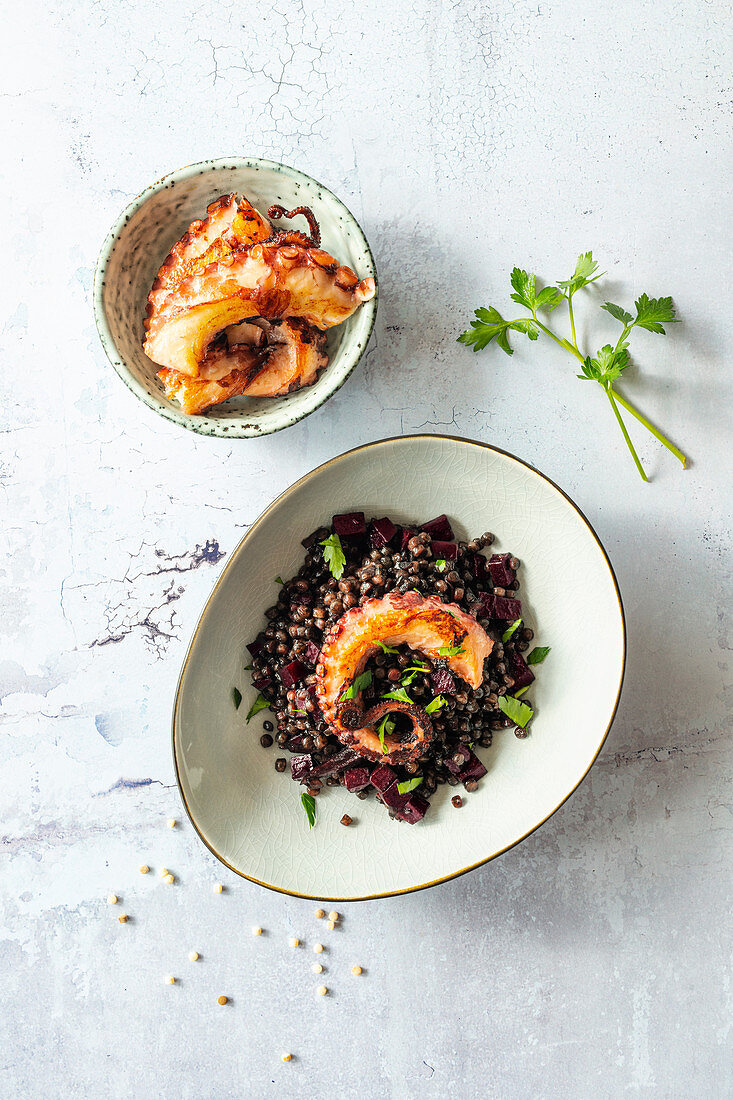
251, 675, 271, 690
420, 514, 455, 541
396, 793, 430, 824
488, 553, 515, 587
492, 596, 522, 620
369, 516, 398, 549
400, 526, 416, 551
246, 635, 264, 659
332, 512, 366, 537
343, 766, 371, 793
291, 755, 313, 782
470, 553, 487, 581
457, 752, 488, 783
380, 781, 408, 811
444, 744, 473, 775
291, 592, 313, 607
508, 649, 535, 689
309, 748, 361, 780
303, 640, 321, 667
474, 592, 495, 619
431, 540, 458, 561
280, 660, 306, 689
370, 763, 397, 792
431, 668, 456, 695
287, 734, 309, 753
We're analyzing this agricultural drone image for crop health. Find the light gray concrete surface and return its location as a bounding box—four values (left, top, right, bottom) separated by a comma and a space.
1, 2, 731, 1097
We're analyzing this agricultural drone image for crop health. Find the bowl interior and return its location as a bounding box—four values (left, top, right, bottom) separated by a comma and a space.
96, 159, 377, 437
174, 437, 625, 900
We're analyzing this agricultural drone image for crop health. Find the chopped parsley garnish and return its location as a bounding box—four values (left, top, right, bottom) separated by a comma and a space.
424, 695, 446, 714
300, 792, 317, 828
243, 663, 253, 671
527, 646, 551, 665
377, 641, 400, 655
275, 576, 285, 585
320, 533, 346, 580
502, 618, 522, 642
245, 693, 270, 723
401, 662, 429, 687
382, 686, 413, 705
377, 714, 395, 754
439, 643, 465, 657
435, 559, 448, 572
397, 777, 423, 795
232, 687, 242, 710
498, 694, 533, 729
514, 685, 530, 698
339, 670, 372, 701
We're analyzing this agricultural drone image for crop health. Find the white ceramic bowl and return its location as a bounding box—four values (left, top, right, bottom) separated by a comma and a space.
93, 158, 378, 438
173, 436, 625, 900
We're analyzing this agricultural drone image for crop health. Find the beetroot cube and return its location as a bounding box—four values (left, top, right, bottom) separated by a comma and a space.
492, 596, 522, 620
246, 635, 264, 659
396, 793, 430, 824
444, 744, 473, 775
431, 540, 458, 561
344, 766, 371, 793
369, 517, 398, 549
400, 527, 416, 551
288, 734, 309, 753
471, 553, 487, 581
474, 593, 495, 618
370, 763, 397, 792
509, 649, 535, 690
431, 668, 456, 695
380, 781, 408, 811
332, 512, 366, 537
488, 553, 515, 587
291, 755, 313, 782
304, 640, 321, 667
457, 752, 488, 783
309, 748, 361, 779
280, 660, 306, 689
251, 674, 271, 690
420, 514, 455, 541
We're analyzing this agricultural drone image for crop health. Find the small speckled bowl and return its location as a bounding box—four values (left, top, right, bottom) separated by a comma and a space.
93, 158, 378, 438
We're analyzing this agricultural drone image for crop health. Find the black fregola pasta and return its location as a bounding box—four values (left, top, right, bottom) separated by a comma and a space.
246, 513, 546, 824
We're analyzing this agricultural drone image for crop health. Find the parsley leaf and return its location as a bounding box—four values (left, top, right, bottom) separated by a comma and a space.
232, 687, 242, 710
397, 777, 423, 795
514, 685, 530, 698
458, 253, 687, 478
377, 714, 395, 754
382, 686, 413, 705
439, 644, 465, 657
424, 695, 446, 714
502, 618, 522, 642
498, 694, 533, 728
243, 663, 253, 671
300, 792, 317, 828
245, 693, 270, 723
275, 576, 284, 585
377, 641, 400, 655
340, 670, 372, 701
527, 646, 551, 665
632, 293, 678, 334
320, 533, 346, 580
435, 559, 448, 572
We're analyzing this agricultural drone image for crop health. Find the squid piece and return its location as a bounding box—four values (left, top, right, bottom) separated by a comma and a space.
143, 237, 374, 378
315, 591, 493, 763
144, 194, 271, 328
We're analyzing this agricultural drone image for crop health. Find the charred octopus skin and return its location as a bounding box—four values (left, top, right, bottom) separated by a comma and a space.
316, 591, 494, 763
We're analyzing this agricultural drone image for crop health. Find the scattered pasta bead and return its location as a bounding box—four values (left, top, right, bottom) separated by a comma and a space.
312, 963, 323, 974
326, 921, 336, 931
188, 951, 199, 962
167, 819, 177, 828
165, 975, 175, 984
164, 874, 175, 884
213, 883, 224, 894
288, 937, 300, 948
107, 894, 118, 905
282, 1053, 292, 1063
317, 985, 328, 996
313, 943, 323, 954
218, 995, 228, 1005
352, 966, 363, 976
328, 911, 339, 922
252, 926, 262, 936
314, 908, 325, 919
118, 914, 129, 924
159, 868, 169, 878
139, 865, 150, 875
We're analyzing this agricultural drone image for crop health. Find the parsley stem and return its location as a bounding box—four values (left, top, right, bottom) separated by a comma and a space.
567, 292, 578, 348
532, 318, 584, 362
606, 388, 648, 481
610, 389, 687, 468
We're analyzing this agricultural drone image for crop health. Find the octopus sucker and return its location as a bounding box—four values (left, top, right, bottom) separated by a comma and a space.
315, 591, 493, 763
142, 191, 375, 412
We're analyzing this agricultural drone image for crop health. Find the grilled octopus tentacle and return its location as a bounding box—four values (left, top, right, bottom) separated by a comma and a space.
267, 204, 321, 247
336, 699, 433, 742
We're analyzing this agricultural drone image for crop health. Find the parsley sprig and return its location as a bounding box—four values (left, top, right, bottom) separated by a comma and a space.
320, 533, 346, 579
458, 254, 686, 481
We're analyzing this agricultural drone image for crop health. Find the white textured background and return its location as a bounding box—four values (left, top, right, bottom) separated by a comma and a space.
1, 2, 731, 1097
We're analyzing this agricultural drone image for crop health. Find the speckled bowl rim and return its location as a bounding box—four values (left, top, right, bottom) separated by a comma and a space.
172, 434, 627, 902
92, 157, 378, 438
